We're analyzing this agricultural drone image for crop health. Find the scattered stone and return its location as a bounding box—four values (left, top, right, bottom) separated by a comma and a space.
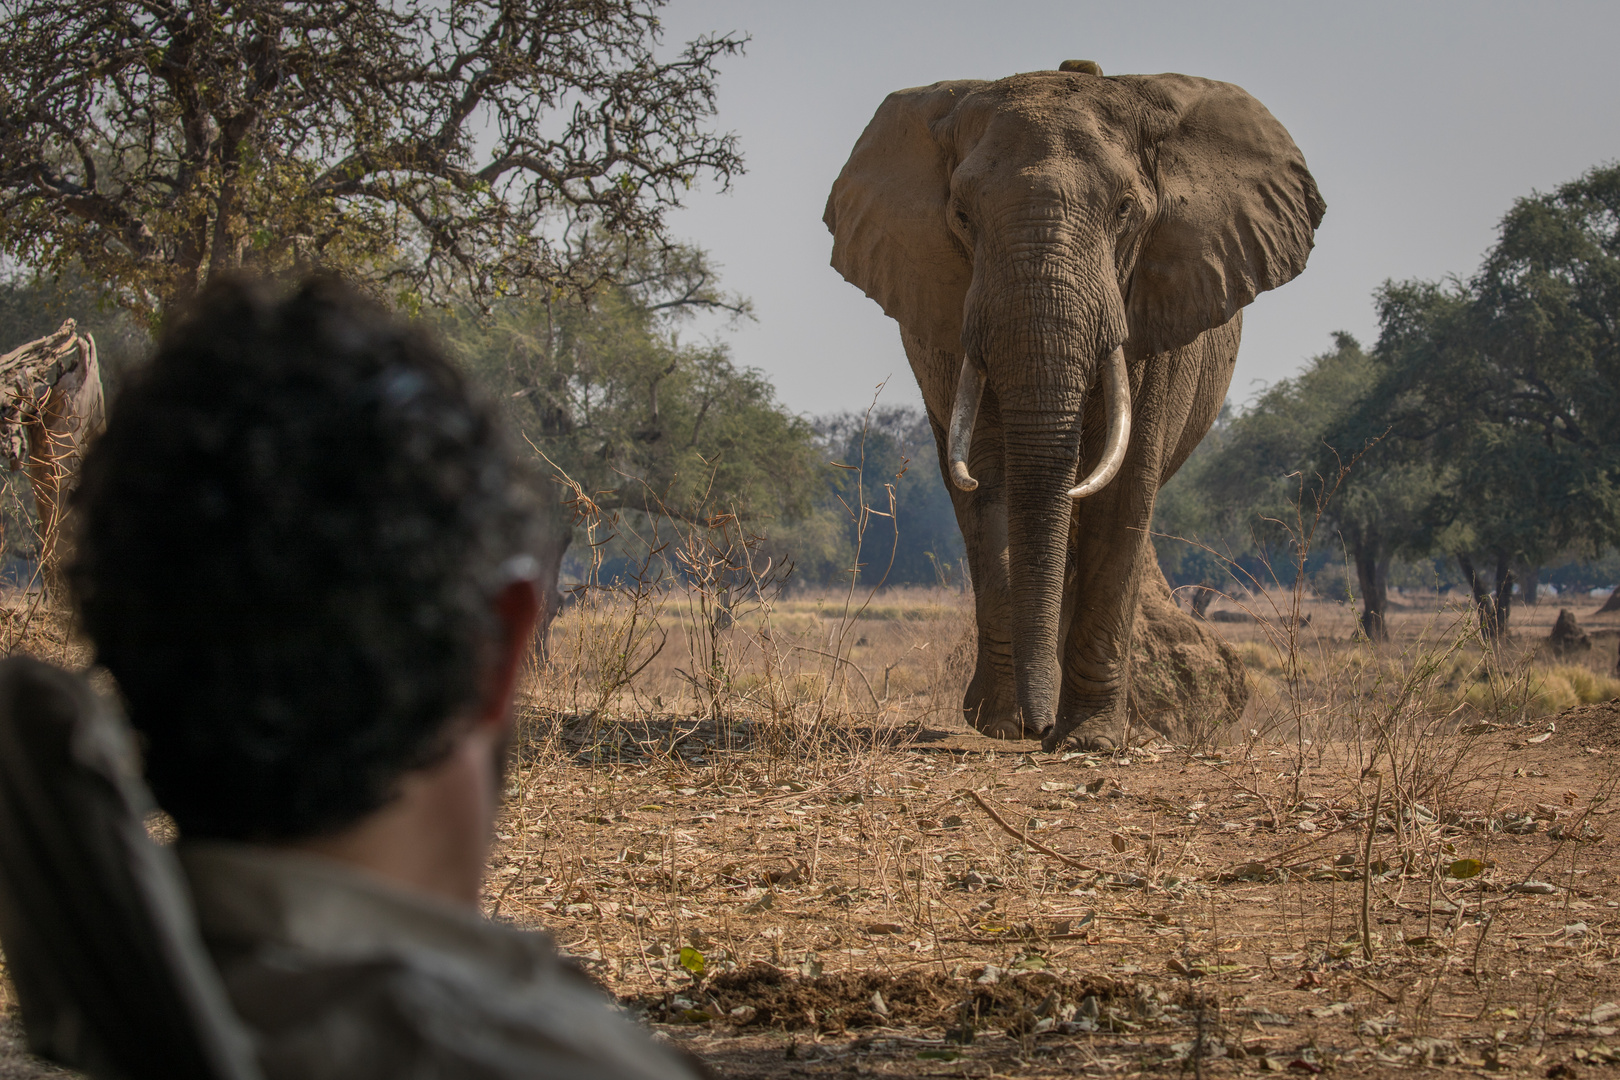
1403, 1036, 1459, 1064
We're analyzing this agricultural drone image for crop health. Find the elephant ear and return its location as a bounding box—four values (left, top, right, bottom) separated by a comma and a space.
824, 81, 986, 353
1122, 74, 1325, 356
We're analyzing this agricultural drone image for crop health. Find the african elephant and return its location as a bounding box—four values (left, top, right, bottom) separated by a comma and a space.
824, 62, 1323, 750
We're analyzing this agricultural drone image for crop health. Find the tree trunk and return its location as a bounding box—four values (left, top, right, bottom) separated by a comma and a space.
1457, 552, 1510, 643
1517, 561, 1541, 607
1, 321, 106, 601
1353, 540, 1389, 642
1493, 553, 1515, 639
532, 496, 573, 664
1190, 587, 1215, 621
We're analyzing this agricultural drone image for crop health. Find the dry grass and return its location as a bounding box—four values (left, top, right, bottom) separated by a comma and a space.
486, 552, 1620, 1078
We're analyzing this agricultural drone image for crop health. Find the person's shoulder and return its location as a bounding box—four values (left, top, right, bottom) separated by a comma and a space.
234, 939, 704, 1080
183, 842, 704, 1079
243, 952, 701, 1080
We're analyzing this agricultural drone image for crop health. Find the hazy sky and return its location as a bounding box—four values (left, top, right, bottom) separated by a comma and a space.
653, 0, 1620, 417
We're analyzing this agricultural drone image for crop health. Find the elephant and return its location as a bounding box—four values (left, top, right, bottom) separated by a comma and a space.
824, 61, 1323, 751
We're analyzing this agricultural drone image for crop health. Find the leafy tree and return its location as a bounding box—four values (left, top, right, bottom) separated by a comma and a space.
0, 0, 744, 321
1165, 164, 1620, 643
439, 241, 822, 638
1310, 332, 1447, 640
1363, 164, 1620, 639
1155, 334, 1439, 638
1151, 401, 1247, 608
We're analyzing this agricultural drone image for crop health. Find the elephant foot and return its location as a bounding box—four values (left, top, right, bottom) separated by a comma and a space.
980, 717, 1040, 741
964, 660, 1036, 740
1041, 727, 1118, 754
1045, 691, 1127, 753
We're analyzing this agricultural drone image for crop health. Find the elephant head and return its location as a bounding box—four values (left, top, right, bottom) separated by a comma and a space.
825, 67, 1323, 743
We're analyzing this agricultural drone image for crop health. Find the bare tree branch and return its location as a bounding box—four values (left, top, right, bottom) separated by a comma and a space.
0, 0, 746, 320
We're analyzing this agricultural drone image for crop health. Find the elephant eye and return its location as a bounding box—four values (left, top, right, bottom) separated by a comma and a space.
955, 208, 972, 231
1116, 197, 1135, 219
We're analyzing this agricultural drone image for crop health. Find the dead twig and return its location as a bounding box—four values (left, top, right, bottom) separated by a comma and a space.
969, 789, 1100, 873
1248, 821, 1360, 867
792, 645, 882, 706
1361, 773, 1383, 961
1350, 974, 1400, 1004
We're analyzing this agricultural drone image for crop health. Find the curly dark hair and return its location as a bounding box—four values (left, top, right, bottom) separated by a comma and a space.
69, 276, 536, 841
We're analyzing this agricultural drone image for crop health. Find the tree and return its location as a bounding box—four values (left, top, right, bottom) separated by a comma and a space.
0, 1, 744, 321
1155, 333, 1438, 639
1312, 333, 1446, 641
1149, 401, 1243, 614
1157, 165, 1620, 643
439, 241, 822, 646
812, 407, 966, 589
1364, 164, 1620, 640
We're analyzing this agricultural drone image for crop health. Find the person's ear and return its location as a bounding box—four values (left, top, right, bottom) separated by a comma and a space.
476, 578, 540, 728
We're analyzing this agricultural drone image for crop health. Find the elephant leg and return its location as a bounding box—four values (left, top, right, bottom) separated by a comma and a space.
1046, 322, 1245, 752
1047, 493, 1150, 751
905, 331, 1028, 740
927, 390, 1027, 739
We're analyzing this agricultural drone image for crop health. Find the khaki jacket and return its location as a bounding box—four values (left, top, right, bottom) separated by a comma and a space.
181, 843, 698, 1080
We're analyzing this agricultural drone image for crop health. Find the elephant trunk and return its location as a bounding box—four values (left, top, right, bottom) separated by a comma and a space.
999, 400, 1083, 734
955, 240, 1131, 736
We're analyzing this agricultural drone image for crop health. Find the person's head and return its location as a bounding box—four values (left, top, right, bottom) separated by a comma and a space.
71, 275, 538, 842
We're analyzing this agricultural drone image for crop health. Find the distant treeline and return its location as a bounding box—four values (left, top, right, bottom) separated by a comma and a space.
421, 239, 965, 593
2, 164, 1615, 621
1153, 163, 1620, 640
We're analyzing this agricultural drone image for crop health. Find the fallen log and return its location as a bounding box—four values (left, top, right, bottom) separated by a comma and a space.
0, 320, 106, 594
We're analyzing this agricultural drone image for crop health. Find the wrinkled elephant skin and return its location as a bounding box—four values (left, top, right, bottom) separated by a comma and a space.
824, 66, 1323, 748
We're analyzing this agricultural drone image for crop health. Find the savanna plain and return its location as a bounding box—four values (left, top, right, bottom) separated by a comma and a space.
4, 574, 1620, 1079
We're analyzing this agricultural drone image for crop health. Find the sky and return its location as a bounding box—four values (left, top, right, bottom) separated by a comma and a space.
652, 0, 1620, 418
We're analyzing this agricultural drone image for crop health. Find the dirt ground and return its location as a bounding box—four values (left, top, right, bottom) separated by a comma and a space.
3, 588, 1620, 1077
484, 697, 1620, 1077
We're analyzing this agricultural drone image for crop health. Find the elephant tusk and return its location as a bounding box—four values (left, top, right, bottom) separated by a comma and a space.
1069, 345, 1132, 499
947, 356, 985, 492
